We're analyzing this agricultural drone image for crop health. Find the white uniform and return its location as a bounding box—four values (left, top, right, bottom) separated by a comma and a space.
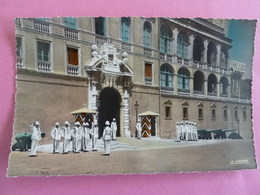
103, 122, 112, 155
82, 124, 90, 151
63, 124, 72, 153
75, 126, 83, 152
30, 122, 41, 156
180, 122, 185, 140
136, 121, 142, 139
51, 124, 62, 153
90, 124, 99, 151
111, 120, 117, 140
176, 122, 181, 141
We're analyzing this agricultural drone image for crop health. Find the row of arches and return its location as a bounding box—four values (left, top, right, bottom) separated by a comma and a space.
160, 25, 229, 69
160, 64, 229, 95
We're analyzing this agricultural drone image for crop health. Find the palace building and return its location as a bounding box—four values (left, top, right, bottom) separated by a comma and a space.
14, 17, 252, 141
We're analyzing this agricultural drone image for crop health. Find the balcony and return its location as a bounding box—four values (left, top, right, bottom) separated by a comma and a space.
121, 42, 131, 52
95, 35, 107, 45
15, 18, 21, 27
34, 20, 50, 34
144, 48, 152, 57
64, 28, 79, 40
67, 64, 79, 76
16, 57, 23, 68
38, 60, 51, 72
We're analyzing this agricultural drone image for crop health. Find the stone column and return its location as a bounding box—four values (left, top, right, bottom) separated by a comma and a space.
228, 83, 231, 98
174, 73, 178, 95
216, 44, 221, 69
203, 39, 208, 64
188, 34, 194, 60
123, 91, 131, 137
173, 28, 179, 56
204, 79, 208, 97
189, 76, 194, 96
217, 82, 220, 99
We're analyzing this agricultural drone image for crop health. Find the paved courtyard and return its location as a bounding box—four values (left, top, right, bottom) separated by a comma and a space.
8, 137, 257, 176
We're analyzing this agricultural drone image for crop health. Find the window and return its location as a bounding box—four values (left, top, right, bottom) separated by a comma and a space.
183, 107, 188, 120
224, 109, 228, 120
145, 63, 152, 84
16, 37, 22, 57
211, 109, 216, 120
160, 64, 173, 88
178, 68, 190, 90
243, 110, 246, 121
160, 25, 171, 54
67, 47, 78, 66
177, 32, 188, 59
143, 21, 152, 48
95, 17, 105, 36
37, 41, 50, 62
165, 106, 171, 118
198, 108, 203, 120
235, 110, 238, 121
121, 17, 130, 42
64, 17, 77, 29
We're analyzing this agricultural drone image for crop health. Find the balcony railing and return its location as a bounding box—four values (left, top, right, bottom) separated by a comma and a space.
16, 57, 23, 68
144, 48, 152, 57
95, 36, 107, 45
15, 18, 21, 27
67, 64, 79, 75
38, 60, 51, 72
34, 20, 50, 33
122, 42, 131, 52
64, 28, 78, 40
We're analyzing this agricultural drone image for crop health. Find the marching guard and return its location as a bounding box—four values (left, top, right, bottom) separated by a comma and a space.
111, 118, 117, 140
62, 121, 72, 154
136, 119, 142, 139
51, 122, 62, 154
90, 122, 99, 151
82, 122, 91, 152
29, 121, 42, 157
102, 121, 112, 156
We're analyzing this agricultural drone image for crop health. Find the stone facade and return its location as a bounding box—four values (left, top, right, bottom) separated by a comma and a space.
14, 17, 252, 141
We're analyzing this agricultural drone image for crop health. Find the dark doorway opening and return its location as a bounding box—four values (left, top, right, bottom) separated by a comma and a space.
98, 87, 121, 138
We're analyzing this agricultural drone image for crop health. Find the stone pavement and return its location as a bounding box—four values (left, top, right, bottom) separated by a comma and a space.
38, 137, 227, 153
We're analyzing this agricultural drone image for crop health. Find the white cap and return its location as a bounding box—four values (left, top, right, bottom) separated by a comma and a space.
105, 121, 110, 125
64, 121, 70, 126
82, 122, 89, 126
35, 121, 40, 126
55, 122, 59, 126
113, 118, 116, 121
75, 122, 81, 126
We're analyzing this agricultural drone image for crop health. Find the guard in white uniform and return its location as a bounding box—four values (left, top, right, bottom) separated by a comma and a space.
90, 122, 99, 151
29, 121, 41, 157
111, 118, 117, 140
136, 119, 142, 139
51, 122, 62, 154
180, 121, 184, 140
102, 121, 112, 155
194, 123, 198, 141
82, 122, 90, 152
74, 122, 83, 153
62, 121, 72, 154
176, 122, 181, 141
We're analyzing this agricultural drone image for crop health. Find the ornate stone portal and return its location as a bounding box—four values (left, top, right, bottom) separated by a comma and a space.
85, 42, 134, 137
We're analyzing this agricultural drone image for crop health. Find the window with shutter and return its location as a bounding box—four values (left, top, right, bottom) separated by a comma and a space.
145, 63, 152, 84
67, 47, 78, 66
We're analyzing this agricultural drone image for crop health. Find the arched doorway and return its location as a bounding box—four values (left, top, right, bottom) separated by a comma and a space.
98, 87, 122, 138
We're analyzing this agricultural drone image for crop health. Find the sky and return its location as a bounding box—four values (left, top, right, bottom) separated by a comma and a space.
227, 20, 257, 79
